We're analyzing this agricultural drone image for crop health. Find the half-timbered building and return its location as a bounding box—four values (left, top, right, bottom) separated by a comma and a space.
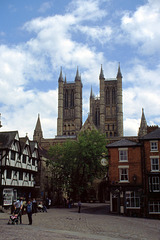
0, 131, 39, 208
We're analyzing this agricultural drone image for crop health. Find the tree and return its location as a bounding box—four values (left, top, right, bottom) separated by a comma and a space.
48, 130, 108, 202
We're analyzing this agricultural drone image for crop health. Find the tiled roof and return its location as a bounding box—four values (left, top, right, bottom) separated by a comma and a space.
0, 131, 18, 149
142, 128, 160, 140
107, 138, 141, 148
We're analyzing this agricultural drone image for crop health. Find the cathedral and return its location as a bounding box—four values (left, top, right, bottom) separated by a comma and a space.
33, 64, 123, 148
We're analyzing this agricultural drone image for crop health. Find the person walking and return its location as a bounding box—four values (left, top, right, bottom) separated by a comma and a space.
78, 200, 82, 213
32, 198, 37, 214
26, 199, 33, 225
14, 197, 23, 224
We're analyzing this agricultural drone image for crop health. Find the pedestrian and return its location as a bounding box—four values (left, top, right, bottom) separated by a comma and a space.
32, 198, 37, 214
26, 199, 33, 225
14, 197, 23, 224
78, 200, 82, 213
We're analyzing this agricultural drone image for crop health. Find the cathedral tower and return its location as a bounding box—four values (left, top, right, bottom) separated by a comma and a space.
90, 64, 123, 137
57, 68, 82, 136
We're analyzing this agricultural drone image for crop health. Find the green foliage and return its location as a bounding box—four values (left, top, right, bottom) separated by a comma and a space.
48, 130, 108, 201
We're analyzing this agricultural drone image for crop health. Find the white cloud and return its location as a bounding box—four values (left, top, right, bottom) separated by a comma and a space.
124, 118, 140, 136
1, 0, 160, 140
38, 1, 53, 13
67, 0, 107, 21
76, 25, 112, 44
121, 0, 160, 54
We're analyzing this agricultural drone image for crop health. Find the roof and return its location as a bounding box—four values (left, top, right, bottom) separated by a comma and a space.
142, 127, 160, 140
0, 131, 18, 149
107, 138, 141, 148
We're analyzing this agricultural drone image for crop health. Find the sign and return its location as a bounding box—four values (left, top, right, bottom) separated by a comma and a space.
101, 158, 108, 166
3, 189, 13, 206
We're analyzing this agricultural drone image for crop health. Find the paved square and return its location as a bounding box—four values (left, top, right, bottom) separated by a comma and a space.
0, 203, 159, 240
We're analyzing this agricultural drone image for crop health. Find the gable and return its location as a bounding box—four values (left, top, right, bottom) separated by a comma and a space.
80, 116, 97, 132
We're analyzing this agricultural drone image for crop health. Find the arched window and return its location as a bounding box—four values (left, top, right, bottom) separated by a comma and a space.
95, 108, 100, 127
70, 90, 74, 107
65, 90, 68, 108
112, 88, 116, 104
106, 88, 110, 105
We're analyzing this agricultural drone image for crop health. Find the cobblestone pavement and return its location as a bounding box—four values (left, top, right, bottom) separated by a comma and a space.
0, 203, 160, 240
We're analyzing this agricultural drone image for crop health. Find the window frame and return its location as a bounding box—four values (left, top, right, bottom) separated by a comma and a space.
126, 191, 140, 209
149, 176, 160, 192
150, 141, 158, 152
149, 201, 160, 214
119, 148, 128, 162
150, 157, 159, 172
119, 166, 129, 182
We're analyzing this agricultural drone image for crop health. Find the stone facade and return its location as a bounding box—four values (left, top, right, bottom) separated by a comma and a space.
56, 64, 123, 138
57, 67, 82, 137
90, 64, 123, 137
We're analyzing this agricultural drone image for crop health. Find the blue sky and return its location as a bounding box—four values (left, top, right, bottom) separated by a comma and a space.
0, 0, 160, 139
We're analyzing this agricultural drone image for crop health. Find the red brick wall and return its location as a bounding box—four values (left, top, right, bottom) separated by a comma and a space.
143, 140, 160, 172
108, 146, 142, 184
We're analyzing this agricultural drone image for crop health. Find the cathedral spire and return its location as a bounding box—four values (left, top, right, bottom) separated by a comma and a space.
90, 86, 93, 98
58, 67, 63, 82
138, 108, 147, 137
99, 64, 104, 79
33, 114, 43, 143
75, 66, 81, 81
117, 62, 122, 78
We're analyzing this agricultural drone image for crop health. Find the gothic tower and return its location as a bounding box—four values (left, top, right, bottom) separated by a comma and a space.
90, 64, 123, 137
33, 114, 43, 143
57, 67, 82, 136
57, 67, 64, 136
138, 108, 147, 137
116, 63, 123, 137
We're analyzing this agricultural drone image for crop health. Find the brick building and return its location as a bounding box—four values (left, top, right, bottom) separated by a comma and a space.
107, 139, 143, 217
141, 128, 160, 218
107, 127, 160, 219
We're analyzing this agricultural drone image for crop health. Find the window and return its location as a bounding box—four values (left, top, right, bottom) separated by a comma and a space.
11, 151, 16, 160
126, 191, 140, 208
19, 171, 23, 180
6, 169, 12, 179
95, 108, 100, 127
119, 167, 129, 182
106, 88, 110, 105
149, 177, 160, 192
151, 157, 159, 171
32, 158, 35, 166
119, 149, 128, 162
112, 88, 116, 104
149, 201, 160, 213
70, 90, 74, 107
22, 155, 26, 164
65, 90, 68, 108
150, 141, 158, 152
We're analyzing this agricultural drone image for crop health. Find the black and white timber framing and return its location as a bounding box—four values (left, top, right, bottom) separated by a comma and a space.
0, 131, 40, 207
